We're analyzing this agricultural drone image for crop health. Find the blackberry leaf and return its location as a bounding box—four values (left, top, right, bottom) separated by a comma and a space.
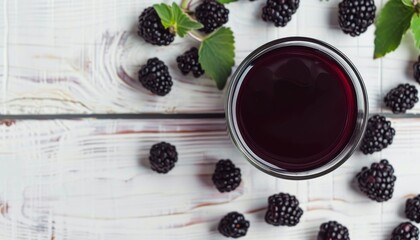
199, 27, 235, 90
154, 3, 203, 37
412, 15, 420, 49
153, 4, 172, 29
402, 0, 414, 7
374, 0, 415, 58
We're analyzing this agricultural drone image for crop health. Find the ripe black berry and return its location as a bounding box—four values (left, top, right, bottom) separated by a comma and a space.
338, 0, 376, 37
139, 58, 173, 96
356, 159, 396, 202
317, 221, 350, 240
176, 47, 205, 78
385, 84, 418, 114
218, 212, 250, 238
406, 195, 420, 223
414, 56, 420, 84
265, 193, 303, 226
391, 222, 419, 240
212, 159, 241, 193
262, 0, 300, 27
195, 0, 229, 33
138, 7, 175, 46
149, 142, 178, 173
360, 115, 395, 154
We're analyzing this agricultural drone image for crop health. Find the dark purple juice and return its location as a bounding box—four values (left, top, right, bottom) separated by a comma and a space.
235, 46, 357, 172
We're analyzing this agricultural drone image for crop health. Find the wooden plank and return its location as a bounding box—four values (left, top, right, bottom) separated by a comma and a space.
0, 118, 419, 239
1, 0, 418, 114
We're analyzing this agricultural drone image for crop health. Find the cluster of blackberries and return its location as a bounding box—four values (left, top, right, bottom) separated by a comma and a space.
356, 159, 396, 202
138, 2, 216, 96
218, 191, 304, 238
385, 84, 418, 114
360, 115, 395, 155
139, 0, 231, 41
147, 142, 247, 237
261, 0, 300, 27
353, 159, 420, 240
138, 48, 204, 96
316, 201, 420, 240
147, 142, 305, 238
260, 0, 376, 37
338, 0, 376, 37
135, 0, 386, 96
148, 142, 178, 173
138, 0, 377, 37
147, 141, 420, 239
138, 1, 229, 46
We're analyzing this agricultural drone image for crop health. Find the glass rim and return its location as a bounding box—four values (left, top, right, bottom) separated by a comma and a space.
225, 37, 369, 180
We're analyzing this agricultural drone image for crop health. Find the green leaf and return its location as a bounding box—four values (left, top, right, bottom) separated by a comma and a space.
154, 4, 173, 29
153, 3, 203, 37
171, 3, 203, 37
402, 0, 414, 7
411, 14, 420, 48
374, 0, 415, 58
199, 27, 235, 90
217, 0, 238, 4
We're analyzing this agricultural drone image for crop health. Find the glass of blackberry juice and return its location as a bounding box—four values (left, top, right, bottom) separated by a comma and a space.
226, 37, 368, 180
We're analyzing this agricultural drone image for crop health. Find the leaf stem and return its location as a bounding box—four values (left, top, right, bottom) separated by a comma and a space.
188, 30, 205, 42
181, 0, 193, 10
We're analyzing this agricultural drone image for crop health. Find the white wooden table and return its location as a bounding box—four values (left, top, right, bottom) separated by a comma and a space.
1, 0, 420, 239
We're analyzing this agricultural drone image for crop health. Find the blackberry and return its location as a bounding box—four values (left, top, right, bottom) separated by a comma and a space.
139, 58, 173, 96
148, 142, 178, 173
176, 48, 205, 78
218, 212, 250, 238
212, 159, 241, 193
356, 159, 396, 202
406, 195, 420, 223
338, 0, 376, 37
360, 115, 395, 154
265, 193, 303, 226
317, 221, 350, 240
138, 7, 175, 46
195, 0, 229, 33
262, 0, 300, 27
414, 56, 420, 84
385, 84, 418, 114
391, 222, 419, 240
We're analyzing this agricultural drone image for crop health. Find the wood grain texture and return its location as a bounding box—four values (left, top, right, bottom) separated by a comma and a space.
0, 118, 419, 240
1, 0, 418, 114
2, 0, 420, 240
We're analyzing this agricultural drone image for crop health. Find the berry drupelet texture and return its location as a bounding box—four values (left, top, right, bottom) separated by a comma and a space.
262, 0, 300, 27
212, 159, 242, 193
138, 7, 175, 46
218, 212, 250, 238
406, 195, 420, 223
195, 0, 229, 33
139, 58, 173, 96
265, 193, 303, 226
176, 47, 205, 78
148, 142, 178, 173
317, 221, 350, 240
384, 84, 418, 114
414, 56, 420, 84
391, 222, 419, 240
356, 159, 396, 202
360, 115, 395, 154
338, 0, 376, 37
